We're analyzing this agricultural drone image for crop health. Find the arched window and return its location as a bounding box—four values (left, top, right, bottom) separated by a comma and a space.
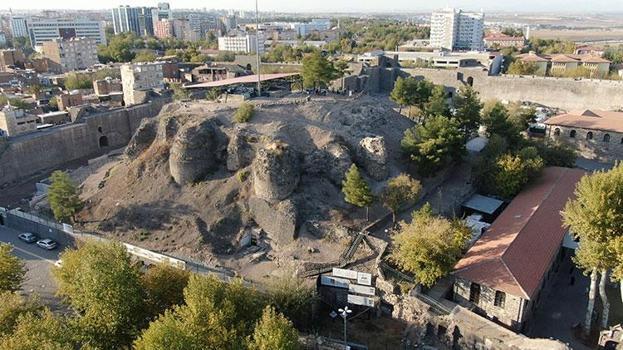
554, 128, 561, 136
587, 131, 593, 140
570, 130, 576, 138
604, 134, 610, 142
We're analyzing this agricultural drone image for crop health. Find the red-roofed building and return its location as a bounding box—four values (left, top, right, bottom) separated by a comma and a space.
452, 167, 585, 331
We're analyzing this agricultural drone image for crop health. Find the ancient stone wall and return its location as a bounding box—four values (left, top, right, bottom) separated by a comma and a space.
401, 68, 623, 111
0, 98, 170, 186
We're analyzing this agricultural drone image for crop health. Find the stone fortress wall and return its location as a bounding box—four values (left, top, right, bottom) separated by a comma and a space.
0, 98, 170, 186
401, 68, 623, 111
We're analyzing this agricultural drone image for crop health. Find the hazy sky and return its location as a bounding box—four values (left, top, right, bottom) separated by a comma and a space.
2, 0, 622, 13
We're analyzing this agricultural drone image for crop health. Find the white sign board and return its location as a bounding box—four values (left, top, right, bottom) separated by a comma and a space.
320, 275, 350, 289
332, 268, 358, 280
349, 284, 375, 296
348, 294, 376, 307
357, 272, 372, 286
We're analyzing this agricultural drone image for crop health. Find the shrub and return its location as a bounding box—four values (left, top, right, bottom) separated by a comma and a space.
234, 103, 254, 123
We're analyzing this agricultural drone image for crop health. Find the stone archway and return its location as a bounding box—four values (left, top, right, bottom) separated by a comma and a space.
99, 135, 109, 148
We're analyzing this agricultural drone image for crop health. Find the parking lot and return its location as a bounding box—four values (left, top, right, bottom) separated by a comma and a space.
0, 224, 63, 309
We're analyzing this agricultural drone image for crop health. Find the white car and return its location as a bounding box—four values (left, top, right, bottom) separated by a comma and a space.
36, 239, 58, 250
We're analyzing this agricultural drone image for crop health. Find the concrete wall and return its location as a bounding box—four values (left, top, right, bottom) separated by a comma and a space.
0, 98, 170, 186
546, 124, 623, 162
402, 68, 623, 111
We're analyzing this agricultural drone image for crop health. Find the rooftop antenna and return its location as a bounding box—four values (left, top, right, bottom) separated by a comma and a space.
255, 0, 261, 97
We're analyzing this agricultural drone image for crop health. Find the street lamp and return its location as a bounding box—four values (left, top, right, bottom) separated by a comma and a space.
338, 306, 352, 347
255, 0, 261, 97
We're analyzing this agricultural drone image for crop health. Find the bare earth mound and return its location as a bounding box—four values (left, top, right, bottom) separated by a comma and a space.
78, 96, 413, 281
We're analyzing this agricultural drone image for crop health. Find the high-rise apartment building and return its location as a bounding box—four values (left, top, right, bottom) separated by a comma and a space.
154, 19, 174, 39
41, 37, 99, 73
430, 8, 484, 51
28, 18, 106, 46
112, 6, 155, 36
10, 16, 29, 38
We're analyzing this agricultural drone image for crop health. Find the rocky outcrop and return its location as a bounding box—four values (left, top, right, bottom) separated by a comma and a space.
125, 118, 157, 159
248, 196, 297, 245
252, 142, 300, 201
169, 120, 221, 185
156, 115, 180, 143
358, 136, 388, 180
303, 142, 352, 185
226, 126, 256, 171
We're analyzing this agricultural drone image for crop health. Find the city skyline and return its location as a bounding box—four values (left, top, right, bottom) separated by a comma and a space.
1, 0, 623, 13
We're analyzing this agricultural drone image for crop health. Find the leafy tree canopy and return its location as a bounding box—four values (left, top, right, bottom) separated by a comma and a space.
48, 171, 82, 223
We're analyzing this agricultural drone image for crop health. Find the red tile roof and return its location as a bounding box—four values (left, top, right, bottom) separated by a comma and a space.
545, 109, 623, 133
549, 54, 579, 63
454, 167, 586, 300
517, 53, 549, 63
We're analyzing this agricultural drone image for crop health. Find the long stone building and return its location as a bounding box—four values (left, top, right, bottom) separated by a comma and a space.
453, 167, 585, 332
545, 109, 623, 162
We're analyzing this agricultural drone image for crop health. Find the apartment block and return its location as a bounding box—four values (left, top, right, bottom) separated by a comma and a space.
10, 16, 29, 38
0, 104, 38, 137
112, 6, 154, 36
430, 8, 484, 51
120, 62, 164, 106
41, 37, 99, 73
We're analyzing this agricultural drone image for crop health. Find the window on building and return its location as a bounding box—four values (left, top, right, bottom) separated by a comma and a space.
570, 130, 576, 138
604, 134, 610, 143
494, 291, 506, 308
469, 283, 481, 304
554, 128, 561, 136
587, 131, 593, 140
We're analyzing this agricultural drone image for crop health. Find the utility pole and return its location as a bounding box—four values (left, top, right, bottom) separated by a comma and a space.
338, 306, 352, 346
255, 0, 261, 97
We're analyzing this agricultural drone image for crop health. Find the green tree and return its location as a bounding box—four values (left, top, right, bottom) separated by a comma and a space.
424, 85, 451, 118
381, 174, 422, 223
390, 77, 434, 119
453, 86, 482, 137
342, 164, 374, 220
53, 240, 145, 349
562, 164, 623, 333
48, 171, 82, 223
135, 275, 265, 350
0, 292, 41, 336
64, 73, 92, 90
401, 116, 465, 177
266, 276, 316, 330
0, 244, 26, 293
0, 310, 75, 350
170, 83, 190, 101
248, 306, 300, 350
507, 102, 536, 131
390, 76, 410, 113
142, 264, 190, 320
507, 60, 540, 75
391, 204, 470, 287
481, 101, 521, 149
133, 50, 157, 63
531, 140, 576, 167
301, 51, 338, 89
234, 102, 255, 123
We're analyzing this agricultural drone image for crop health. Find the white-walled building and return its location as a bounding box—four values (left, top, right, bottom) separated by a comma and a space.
218, 34, 264, 54
28, 18, 106, 46
0, 104, 37, 137
121, 62, 164, 106
430, 8, 484, 51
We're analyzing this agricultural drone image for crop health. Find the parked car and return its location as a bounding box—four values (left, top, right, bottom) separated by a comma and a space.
18, 232, 38, 243
36, 238, 58, 250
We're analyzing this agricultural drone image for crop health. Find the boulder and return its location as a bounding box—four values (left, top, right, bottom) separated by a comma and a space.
125, 118, 157, 159
248, 197, 297, 245
156, 115, 180, 143
358, 136, 388, 180
252, 142, 300, 201
226, 126, 255, 171
302, 142, 352, 185
169, 120, 219, 185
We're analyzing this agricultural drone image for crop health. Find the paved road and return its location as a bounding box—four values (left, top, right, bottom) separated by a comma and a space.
0, 224, 63, 309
